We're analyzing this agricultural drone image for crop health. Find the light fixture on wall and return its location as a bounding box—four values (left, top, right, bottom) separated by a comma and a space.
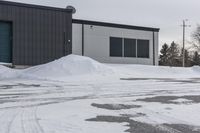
90, 25, 94, 29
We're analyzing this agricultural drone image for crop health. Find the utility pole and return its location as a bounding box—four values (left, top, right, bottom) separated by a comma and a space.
181, 19, 191, 67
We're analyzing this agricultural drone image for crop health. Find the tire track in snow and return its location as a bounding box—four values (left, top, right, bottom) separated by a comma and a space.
0, 109, 20, 133
21, 107, 44, 133
40, 120, 83, 133
20, 110, 26, 133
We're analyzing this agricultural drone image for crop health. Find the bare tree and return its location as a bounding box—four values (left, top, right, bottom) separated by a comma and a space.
192, 25, 200, 52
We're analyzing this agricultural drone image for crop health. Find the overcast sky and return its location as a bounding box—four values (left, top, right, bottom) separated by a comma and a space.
7, 0, 200, 48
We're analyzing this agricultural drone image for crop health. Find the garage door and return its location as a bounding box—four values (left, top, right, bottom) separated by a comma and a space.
0, 22, 12, 63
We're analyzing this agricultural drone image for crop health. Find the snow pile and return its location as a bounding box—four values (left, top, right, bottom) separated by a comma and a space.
0, 54, 200, 81
0, 65, 11, 74
191, 66, 200, 73
0, 65, 19, 79
21, 55, 114, 80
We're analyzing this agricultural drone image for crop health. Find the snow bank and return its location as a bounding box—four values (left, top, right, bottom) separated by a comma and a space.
20, 55, 114, 80
0, 55, 200, 81
0, 65, 11, 74
111, 64, 200, 79
0, 65, 19, 79
191, 66, 200, 73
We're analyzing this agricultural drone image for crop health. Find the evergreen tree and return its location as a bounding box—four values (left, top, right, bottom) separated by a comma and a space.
180, 49, 193, 67
168, 41, 180, 66
184, 49, 192, 67
159, 43, 169, 66
185, 50, 190, 67
192, 51, 200, 66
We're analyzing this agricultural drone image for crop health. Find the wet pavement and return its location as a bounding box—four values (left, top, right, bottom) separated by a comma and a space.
91, 103, 141, 110
87, 115, 200, 133
136, 95, 200, 104
121, 78, 200, 84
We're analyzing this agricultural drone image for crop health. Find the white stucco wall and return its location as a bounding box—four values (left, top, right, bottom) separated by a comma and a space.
154, 32, 159, 66
72, 23, 82, 55
72, 23, 159, 65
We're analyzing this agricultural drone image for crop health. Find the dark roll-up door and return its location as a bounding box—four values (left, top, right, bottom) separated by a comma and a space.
0, 22, 12, 63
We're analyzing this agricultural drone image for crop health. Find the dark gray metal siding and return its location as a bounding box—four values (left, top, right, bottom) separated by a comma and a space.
0, 1, 72, 65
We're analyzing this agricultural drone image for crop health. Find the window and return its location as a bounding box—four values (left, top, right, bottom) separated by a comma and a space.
137, 39, 149, 58
124, 38, 136, 57
110, 37, 123, 57
110, 37, 150, 58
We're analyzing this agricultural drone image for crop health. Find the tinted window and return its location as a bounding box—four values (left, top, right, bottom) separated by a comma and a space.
124, 38, 136, 57
110, 37, 123, 57
137, 40, 149, 58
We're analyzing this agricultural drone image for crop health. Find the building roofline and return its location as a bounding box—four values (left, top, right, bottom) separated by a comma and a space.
73, 19, 160, 32
0, 0, 73, 13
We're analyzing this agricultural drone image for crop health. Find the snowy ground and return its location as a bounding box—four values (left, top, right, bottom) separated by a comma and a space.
1, 55, 200, 133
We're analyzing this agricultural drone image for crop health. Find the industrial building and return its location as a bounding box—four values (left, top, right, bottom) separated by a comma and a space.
72, 19, 159, 65
0, 1, 159, 66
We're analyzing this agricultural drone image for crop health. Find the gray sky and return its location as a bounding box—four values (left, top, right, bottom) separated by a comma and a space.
7, 0, 200, 48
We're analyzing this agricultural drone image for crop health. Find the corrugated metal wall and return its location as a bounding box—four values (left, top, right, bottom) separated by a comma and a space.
0, 1, 72, 65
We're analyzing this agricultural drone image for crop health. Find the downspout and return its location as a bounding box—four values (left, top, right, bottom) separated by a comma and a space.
82, 24, 84, 56
153, 31, 155, 66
